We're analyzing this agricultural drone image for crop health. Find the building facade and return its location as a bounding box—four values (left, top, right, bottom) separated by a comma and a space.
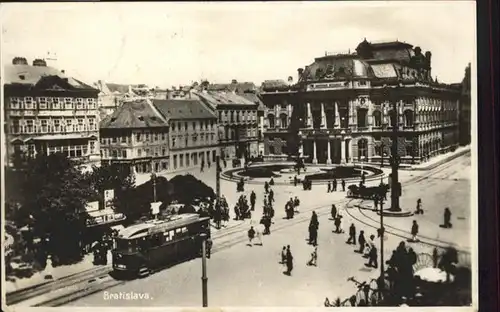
99, 99, 170, 174
260, 40, 461, 165
153, 99, 219, 171
4, 57, 100, 168
458, 63, 471, 146
196, 81, 261, 160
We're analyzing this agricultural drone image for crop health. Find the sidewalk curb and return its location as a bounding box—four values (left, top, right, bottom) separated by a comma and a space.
408, 148, 471, 171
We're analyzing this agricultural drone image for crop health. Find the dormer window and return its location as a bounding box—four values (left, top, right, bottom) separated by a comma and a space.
138, 116, 144, 121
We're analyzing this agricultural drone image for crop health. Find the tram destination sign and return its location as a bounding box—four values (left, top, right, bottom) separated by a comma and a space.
306, 81, 349, 91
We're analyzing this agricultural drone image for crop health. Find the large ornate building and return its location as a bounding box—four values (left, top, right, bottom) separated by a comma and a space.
195, 81, 263, 159
260, 39, 462, 164
4, 57, 100, 168
458, 63, 471, 146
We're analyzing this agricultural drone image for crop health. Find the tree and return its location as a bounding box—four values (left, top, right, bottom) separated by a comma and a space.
17, 153, 94, 264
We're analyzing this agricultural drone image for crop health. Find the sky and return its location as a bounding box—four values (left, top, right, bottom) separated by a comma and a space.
1, 1, 475, 87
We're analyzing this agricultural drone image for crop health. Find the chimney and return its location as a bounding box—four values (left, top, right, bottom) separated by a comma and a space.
166, 89, 172, 99
61, 70, 65, 74
128, 85, 133, 94
231, 79, 237, 84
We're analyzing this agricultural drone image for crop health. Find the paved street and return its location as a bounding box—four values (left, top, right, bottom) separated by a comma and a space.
67, 154, 472, 307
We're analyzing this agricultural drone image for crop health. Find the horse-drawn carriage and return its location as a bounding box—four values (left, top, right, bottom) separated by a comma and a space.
347, 184, 389, 200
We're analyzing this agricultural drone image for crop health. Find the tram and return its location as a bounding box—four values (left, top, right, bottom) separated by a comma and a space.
112, 213, 210, 278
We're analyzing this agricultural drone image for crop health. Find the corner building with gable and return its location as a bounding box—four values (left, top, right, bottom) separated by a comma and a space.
260, 39, 461, 165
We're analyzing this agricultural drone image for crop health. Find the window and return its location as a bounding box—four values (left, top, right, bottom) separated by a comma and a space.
236, 112, 240, 122
230, 111, 234, 123
269, 145, 275, 155
11, 119, 20, 134
145, 133, 150, 141
112, 150, 118, 158
162, 148, 166, 156
184, 122, 188, 130
172, 123, 176, 131
172, 138, 176, 148
122, 150, 127, 158
65, 119, 73, 133
219, 111, 222, 121
89, 141, 96, 154
145, 148, 150, 156
357, 109, 368, 128
53, 98, 62, 110
162, 162, 168, 170
405, 145, 413, 157
404, 110, 414, 127
88, 118, 96, 131
64, 98, 73, 110
374, 145, 381, 156
9, 97, 21, 109
192, 122, 196, 130
373, 111, 382, 127
121, 136, 126, 143
112, 137, 117, 143
185, 137, 189, 147
280, 114, 288, 128
77, 119, 84, 131
388, 110, 397, 127
154, 147, 159, 157
87, 98, 96, 109
180, 154, 184, 167
154, 133, 158, 142
25, 97, 34, 109
136, 133, 141, 142
357, 139, 368, 160
40, 119, 48, 133
161, 133, 166, 141
358, 80, 367, 86
138, 149, 142, 157
267, 114, 275, 128
76, 98, 84, 109
173, 155, 178, 169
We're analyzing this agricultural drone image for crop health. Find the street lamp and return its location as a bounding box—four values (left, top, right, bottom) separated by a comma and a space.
150, 172, 157, 203
200, 233, 208, 307
378, 193, 385, 301
385, 86, 402, 212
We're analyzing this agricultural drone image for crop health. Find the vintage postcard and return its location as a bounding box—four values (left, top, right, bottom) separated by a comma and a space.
1, 1, 476, 311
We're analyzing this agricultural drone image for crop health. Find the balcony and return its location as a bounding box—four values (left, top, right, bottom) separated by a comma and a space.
265, 127, 290, 133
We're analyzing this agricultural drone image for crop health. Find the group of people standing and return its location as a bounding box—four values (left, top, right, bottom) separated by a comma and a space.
327, 178, 347, 193
285, 197, 300, 219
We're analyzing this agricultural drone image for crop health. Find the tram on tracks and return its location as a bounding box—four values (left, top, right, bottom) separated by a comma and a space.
112, 213, 210, 278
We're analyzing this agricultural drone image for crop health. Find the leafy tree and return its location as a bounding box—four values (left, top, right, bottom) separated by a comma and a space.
16, 153, 94, 264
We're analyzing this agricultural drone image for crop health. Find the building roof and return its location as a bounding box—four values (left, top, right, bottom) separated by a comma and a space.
370, 64, 398, 79
152, 98, 217, 120
100, 99, 168, 129
207, 82, 257, 93
195, 91, 258, 109
301, 55, 374, 81
4, 64, 94, 89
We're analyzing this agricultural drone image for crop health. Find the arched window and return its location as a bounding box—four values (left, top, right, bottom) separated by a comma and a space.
404, 110, 414, 127
373, 111, 382, 127
267, 114, 275, 128
280, 113, 288, 129
357, 139, 368, 160
357, 108, 368, 128
374, 145, 381, 156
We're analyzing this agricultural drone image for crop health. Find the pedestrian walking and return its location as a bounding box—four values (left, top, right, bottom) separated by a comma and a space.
331, 204, 337, 220
357, 231, 366, 254
341, 179, 346, 192
264, 181, 269, 194
366, 244, 378, 268
443, 207, 452, 228
201, 159, 205, 172
307, 246, 318, 266
410, 220, 419, 242
333, 178, 337, 191
334, 214, 343, 233
293, 196, 300, 213
361, 172, 366, 185
364, 234, 376, 259
248, 226, 256, 245
327, 181, 331, 193
308, 211, 319, 246
346, 223, 356, 244
250, 191, 256, 211
285, 245, 294, 275
415, 198, 424, 215
280, 246, 287, 264
294, 175, 298, 187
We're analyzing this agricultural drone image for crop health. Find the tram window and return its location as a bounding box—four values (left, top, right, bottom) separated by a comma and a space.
151, 233, 163, 247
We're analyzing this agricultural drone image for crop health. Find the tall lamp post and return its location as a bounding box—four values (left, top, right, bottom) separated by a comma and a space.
378, 193, 385, 301
200, 233, 208, 307
386, 86, 402, 212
